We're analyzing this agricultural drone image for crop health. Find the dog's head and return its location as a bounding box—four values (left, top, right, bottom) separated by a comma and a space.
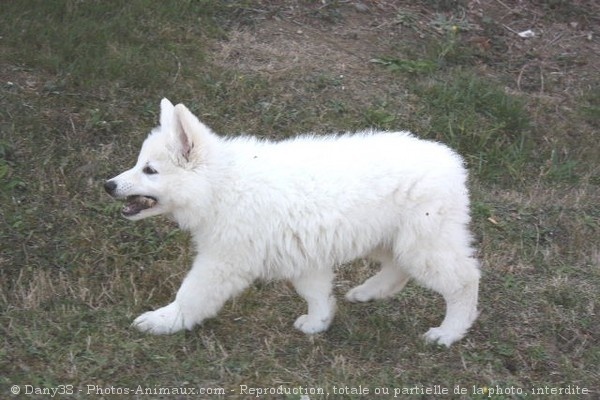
104, 98, 215, 221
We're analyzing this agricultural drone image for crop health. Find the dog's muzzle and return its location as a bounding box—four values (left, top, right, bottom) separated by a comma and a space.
104, 180, 158, 217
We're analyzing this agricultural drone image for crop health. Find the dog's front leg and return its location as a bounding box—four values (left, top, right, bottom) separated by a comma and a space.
133, 256, 251, 334
132, 301, 185, 334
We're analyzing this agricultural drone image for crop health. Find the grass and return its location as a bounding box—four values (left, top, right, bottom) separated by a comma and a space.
1, 0, 599, 398
412, 71, 531, 182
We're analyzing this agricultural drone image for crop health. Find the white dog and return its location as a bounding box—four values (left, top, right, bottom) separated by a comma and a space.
105, 98, 480, 346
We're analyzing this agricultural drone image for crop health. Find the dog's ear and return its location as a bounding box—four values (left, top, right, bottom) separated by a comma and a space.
172, 103, 213, 164
159, 98, 175, 128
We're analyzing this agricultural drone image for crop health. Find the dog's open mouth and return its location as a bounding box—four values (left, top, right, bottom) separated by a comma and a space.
122, 195, 158, 217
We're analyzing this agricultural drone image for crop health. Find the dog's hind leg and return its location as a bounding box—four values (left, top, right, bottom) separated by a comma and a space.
423, 273, 479, 347
345, 248, 410, 303
405, 249, 480, 347
291, 268, 336, 334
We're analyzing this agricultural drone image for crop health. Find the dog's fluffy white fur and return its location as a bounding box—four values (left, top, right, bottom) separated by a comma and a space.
105, 98, 480, 346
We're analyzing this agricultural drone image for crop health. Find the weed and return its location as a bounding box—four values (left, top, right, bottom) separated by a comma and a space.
0, 141, 25, 192
542, 149, 580, 183
429, 12, 478, 34
579, 85, 600, 127
363, 103, 397, 130
393, 10, 419, 28
371, 57, 437, 75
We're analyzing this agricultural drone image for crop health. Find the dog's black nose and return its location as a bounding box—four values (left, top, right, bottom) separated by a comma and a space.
104, 180, 117, 195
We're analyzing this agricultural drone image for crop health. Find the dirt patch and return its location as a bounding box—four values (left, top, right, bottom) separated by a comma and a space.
210, 2, 422, 115
480, 1, 598, 94
212, 2, 401, 75
212, 1, 599, 96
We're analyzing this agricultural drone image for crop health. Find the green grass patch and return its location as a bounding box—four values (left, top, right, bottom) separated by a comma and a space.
413, 71, 531, 183
1, 0, 220, 91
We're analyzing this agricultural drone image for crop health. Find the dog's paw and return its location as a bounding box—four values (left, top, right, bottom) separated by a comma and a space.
294, 314, 332, 334
423, 327, 464, 347
132, 302, 186, 335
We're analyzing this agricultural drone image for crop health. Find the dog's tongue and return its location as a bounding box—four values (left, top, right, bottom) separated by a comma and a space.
122, 196, 157, 216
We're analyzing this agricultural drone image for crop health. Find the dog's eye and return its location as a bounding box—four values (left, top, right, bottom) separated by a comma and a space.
143, 165, 158, 175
